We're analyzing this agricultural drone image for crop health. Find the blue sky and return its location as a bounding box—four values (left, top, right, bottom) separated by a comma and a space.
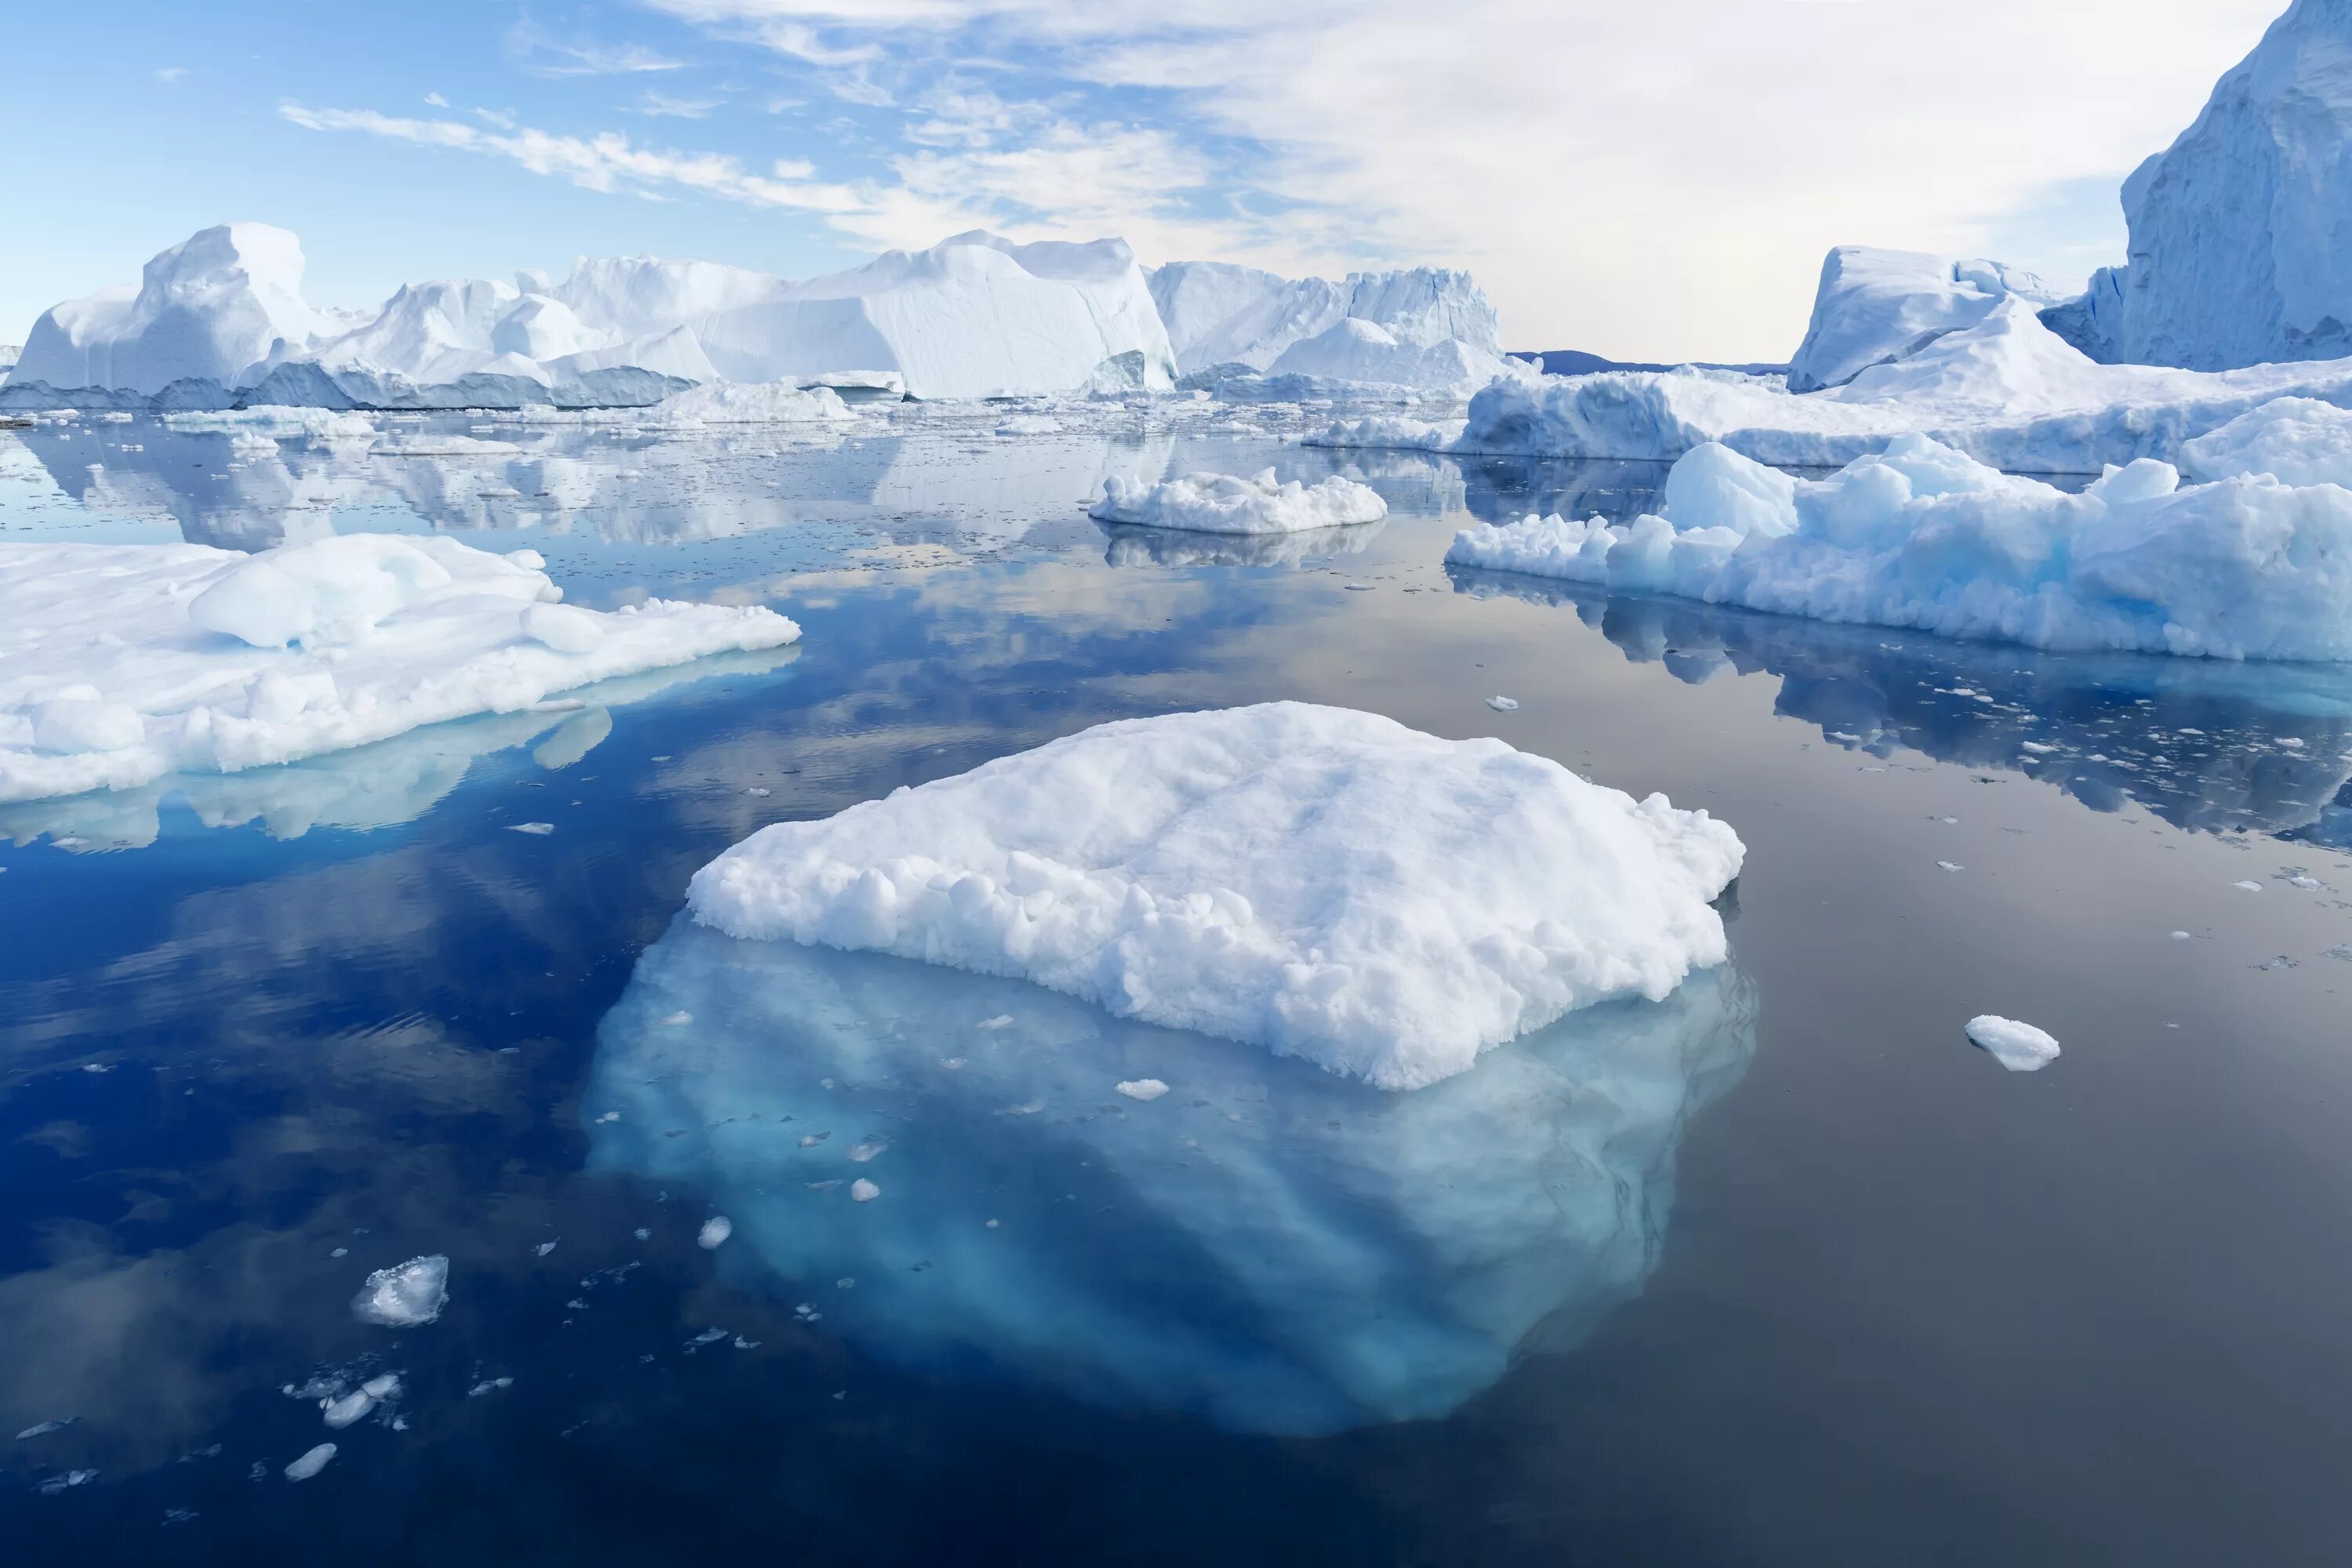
0, 0, 2288, 361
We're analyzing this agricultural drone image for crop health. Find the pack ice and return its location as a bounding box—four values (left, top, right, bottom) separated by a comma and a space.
687, 702, 1744, 1090
1446, 434, 2352, 661
586, 916, 1754, 1434
0, 533, 799, 804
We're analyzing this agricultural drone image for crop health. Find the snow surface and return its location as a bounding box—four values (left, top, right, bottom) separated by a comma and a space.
1787, 247, 2075, 393
1965, 1014, 2061, 1072
1446, 434, 2352, 660
2061, 0, 2352, 370
586, 917, 1754, 1433
0, 534, 799, 804
2178, 396, 2352, 485
351, 1255, 448, 1327
1088, 468, 1388, 534
686, 702, 1744, 1089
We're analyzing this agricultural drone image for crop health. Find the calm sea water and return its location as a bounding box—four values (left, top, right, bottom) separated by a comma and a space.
8, 409, 2352, 1565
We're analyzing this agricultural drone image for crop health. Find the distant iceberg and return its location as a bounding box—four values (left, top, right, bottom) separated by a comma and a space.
1446, 433, 2352, 661
0, 532, 799, 804
585, 917, 1755, 1434
688, 703, 1743, 1089
1088, 468, 1388, 534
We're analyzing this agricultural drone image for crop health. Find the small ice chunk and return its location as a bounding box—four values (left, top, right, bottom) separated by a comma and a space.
34, 1469, 97, 1495
510, 822, 555, 836
798, 1131, 829, 1147
2288, 875, 2321, 890
1935, 861, 1962, 872
1115, 1079, 1171, 1102
844, 1139, 887, 1162
850, 1178, 880, 1203
660, 1011, 692, 1026
284, 1444, 336, 1482
2233, 880, 2263, 891
697, 1217, 733, 1249
1090, 469, 1386, 534
975, 1015, 1014, 1031
2169, 931, 2191, 941
1964, 1014, 2060, 1073
468, 1377, 514, 1397
535, 1240, 558, 1257
351, 1254, 448, 1327
321, 1390, 374, 1428
1484, 696, 1519, 712
16, 1418, 78, 1440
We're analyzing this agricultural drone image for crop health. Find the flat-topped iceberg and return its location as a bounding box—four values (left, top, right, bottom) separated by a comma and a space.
1787, 247, 2076, 394
1446, 433, 2352, 661
585, 917, 1755, 1433
687, 702, 1744, 1089
1088, 469, 1388, 534
0, 533, 799, 804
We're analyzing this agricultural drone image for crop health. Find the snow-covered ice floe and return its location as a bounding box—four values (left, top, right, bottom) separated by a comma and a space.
0, 533, 799, 804
1965, 1014, 2060, 1072
585, 915, 1754, 1434
1446, 434, 2352, 661
1087, 469, 1388, 535
686, 702, 1744, 1089
351, 1254, 448, 1326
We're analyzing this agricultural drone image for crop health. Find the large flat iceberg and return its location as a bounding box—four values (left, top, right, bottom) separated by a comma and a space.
1446, 433, 2352, 661
686, 702, 1744, 1089
585, 917, 1754, 1433
0, 533, 799, 803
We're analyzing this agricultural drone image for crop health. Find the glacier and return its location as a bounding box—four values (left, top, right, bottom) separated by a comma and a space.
584, 916, 1754, 1434
0, 532, 800, 804
685, 702, 1744, 1091
1446, 433, 2352, 661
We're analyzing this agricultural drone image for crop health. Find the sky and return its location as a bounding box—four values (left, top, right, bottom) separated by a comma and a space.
0, 0, 2290, 363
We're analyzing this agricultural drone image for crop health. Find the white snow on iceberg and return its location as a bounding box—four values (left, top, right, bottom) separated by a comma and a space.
1446, 434, 2352, 661
2177, 396, 2352, 486
1087, 469, 1388, 535
1787, 247, 2076, 394
0, 533, 799, 804
585, 916, 1755, 1433
686, 702, 1744, 1090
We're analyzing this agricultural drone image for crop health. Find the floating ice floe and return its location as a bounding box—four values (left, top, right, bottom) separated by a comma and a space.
0, 532, 799, 804
1446, 434, 2352, 661
1965, 1014, 2061, 1072
1114, 1078, 1170, 1102
284, 1444, 336, 1482
586, 920, 1755, 1434
351, 1254, 449, 1327
687, 702, 1743, 1089
697, 1216, 732, 1249
1088, 469, 1388, 535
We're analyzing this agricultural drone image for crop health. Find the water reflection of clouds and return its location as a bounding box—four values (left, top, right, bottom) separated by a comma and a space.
1450, 568, 2352, 844
586, 920, 1754, 1437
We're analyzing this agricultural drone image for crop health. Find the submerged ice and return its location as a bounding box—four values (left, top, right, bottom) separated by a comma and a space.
586, 918, 1755, 1435
687, 703, 1744, 1090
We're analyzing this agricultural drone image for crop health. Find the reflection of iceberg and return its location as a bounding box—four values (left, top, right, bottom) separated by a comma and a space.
0, 645, 795, 850
1450, 566, 2352, 843
1098, 519, 1383, 567
584, 920, 1753, 1436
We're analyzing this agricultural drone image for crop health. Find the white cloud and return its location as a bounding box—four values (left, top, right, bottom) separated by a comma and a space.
423, 91, 449, 107
642, 0, 2288, 359
509, 22, 686, 77
155, 66, 187, 83
635, 92, 726, 118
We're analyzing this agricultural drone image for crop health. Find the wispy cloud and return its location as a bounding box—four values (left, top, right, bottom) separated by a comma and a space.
423, 91, 448, 107
634, 92, 726, 119
507, 22, 685, 78
155, 66, 187, 83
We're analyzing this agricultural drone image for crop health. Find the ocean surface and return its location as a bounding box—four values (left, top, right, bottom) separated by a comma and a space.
8, 405, 2352, 1565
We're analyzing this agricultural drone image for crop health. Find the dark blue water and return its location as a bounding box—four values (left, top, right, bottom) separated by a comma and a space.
9, 413, 2352, 1564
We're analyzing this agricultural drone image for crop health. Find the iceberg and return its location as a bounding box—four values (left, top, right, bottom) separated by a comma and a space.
1147, 260, 1515, 397
1087, 468, 1388, 534
2177, 395, 2352, 485
584, 916, 1755, 1434
1446, 434, 2352, 661
1787, 247, 2076, 394
686, 702, 1744, 1089
2056, 0, 2352, 370
3, 228, 1180, 408
0, 533, 800, 804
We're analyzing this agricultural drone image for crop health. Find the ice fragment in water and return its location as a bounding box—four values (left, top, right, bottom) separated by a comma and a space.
284, 1444, 336, 1481
850, 1178, 880, 1203
352, 1255, 448, 1326
845, 1140, 887, 1163
16, 1418, 78, 1440
1964, 1014, 2060, 1072
697, 1217, 733, 1249
1115, 1079, 1171, 1102
660, 1011, 692, 1026
535, 1240, 558, 1256
975, 1015, 1014, 1031
34, 1469, 97, 1495
2233, 880, 2263, 891
1484, 696, 1519, 712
